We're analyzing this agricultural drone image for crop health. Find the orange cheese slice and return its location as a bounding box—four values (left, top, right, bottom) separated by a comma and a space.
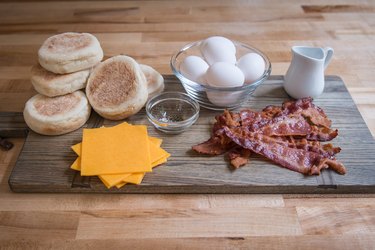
115, 182, 127, 189
116, 157, 169, 188
117, 155, 169, 187
149, 136, 162, 147
99, 141, 170, 187
71, 137, 169, 169
81, 123, 151, 176
70, 125, 170, 188
71, 143, 81, 156
152, 156, 168, 167
70, 153, 170, 188
70, 140, 169, 171
70, 157, 81, 171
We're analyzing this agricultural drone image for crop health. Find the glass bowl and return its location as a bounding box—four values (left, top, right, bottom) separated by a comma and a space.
146, 92, 200, 134
170, 40, 271, 110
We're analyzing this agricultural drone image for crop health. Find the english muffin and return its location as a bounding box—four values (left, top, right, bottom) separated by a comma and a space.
140, 64, 164, 99
86, 55, 148, 120
38, 32, 103, 74
23, 91, 91, 135
31, 64, 90, 97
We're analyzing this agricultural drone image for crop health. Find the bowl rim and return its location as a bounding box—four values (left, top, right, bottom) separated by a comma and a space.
170, 39, 272, 92
145, 91, 200, 128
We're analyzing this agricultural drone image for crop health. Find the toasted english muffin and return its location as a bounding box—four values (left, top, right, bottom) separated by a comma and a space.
38, 32, 103, 74
86, 55, 148, 120
23, 91, 91, 135
139, 64, 164, 99
30, 64, 90, 97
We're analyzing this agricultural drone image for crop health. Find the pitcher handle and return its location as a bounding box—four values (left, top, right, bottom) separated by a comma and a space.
324, 47, 334, 69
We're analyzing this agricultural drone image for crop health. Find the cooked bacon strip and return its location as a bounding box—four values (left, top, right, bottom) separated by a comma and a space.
192, 136, 234, 155
272, 136, 340, 159
310, 159, 346, 175
228, 147, 252, 168
240, 110, 269, 129
262, 105, 283, 118
322, 143, 341, 156
260, 115, 312, 136
307, 126, 338, 141
193, 110, 240, 155
217, 110, 241, 128
282, 97, 332, 128
223, 127, 346, 175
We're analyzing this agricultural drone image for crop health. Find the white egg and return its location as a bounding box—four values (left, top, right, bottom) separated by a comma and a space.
200, 36, 236, 65
206, 91, 242, 107
200, 36, 236, 54
206, 62, 244, 88
237, 53, 266, 83
180, 55, 209, 84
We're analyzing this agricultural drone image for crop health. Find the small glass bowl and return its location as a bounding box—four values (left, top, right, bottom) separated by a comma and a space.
170, 40, 271, 110
146, 92, 200, 134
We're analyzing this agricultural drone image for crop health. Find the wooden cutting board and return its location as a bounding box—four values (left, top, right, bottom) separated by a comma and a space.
2, 75, 375, 194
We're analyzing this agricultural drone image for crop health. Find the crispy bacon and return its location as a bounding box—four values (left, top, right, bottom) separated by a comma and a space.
224, 127, 346, 175
281, 97, 332, 128
192, 110, 239, 155
275, 137, 341, 159
260, 115, 312, 137
228, 147, 252, 168
239, 110, 312, 137
307, 126, 338, 141
192, 97, 346, 175
262, 105, 283, 118
192, 137, 234, 155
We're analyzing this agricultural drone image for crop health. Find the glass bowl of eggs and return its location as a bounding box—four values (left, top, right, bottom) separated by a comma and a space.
170, 36, 271, 110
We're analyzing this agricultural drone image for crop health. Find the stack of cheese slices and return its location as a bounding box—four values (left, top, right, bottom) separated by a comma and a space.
70, 122, 170, 189
24, 32, 165, 135
24, 32, 103, 135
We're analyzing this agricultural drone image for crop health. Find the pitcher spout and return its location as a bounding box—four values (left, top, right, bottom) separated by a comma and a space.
292, 46, 325, 61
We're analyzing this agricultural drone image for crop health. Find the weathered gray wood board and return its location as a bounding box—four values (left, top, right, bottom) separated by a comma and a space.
3, 75, 375, 194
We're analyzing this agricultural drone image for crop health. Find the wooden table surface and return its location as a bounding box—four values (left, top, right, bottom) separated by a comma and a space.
1, 0, 374, 249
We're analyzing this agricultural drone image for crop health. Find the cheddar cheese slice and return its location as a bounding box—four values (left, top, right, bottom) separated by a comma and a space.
149, 142, 170, 165
116, 182, 126, 189
71, 143, 81, 156
81, 124, 151, 175
149, 136, 162, 147
71, 137, 170, 188
152, 156, 168, 167
98, 176, 112, 189
70, 122, 170, 188
99, 173, 132, 188
116, 156, 169, 188
70, 157, 81, 171
120, 173, 145, 185
72, 153, 170, 188
99, 138, 170, 187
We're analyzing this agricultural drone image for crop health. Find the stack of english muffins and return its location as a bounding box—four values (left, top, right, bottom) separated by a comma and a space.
24, 32, 103, 135
24, 32, 165, 136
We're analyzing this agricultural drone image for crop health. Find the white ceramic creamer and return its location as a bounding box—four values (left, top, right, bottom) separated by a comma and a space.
284, 46, 334, 99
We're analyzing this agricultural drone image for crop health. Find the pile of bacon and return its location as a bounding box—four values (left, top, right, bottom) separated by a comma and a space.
192, 97, 346, 175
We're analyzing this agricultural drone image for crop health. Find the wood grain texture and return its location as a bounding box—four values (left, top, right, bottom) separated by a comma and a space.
1, 236, 375, 250
297, 206, 375, 235
76, 207, 302, 239
0, 211, 80, 240
1, 0, 375, 248
5, 75, 375, 194
0, 112, 28, 138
